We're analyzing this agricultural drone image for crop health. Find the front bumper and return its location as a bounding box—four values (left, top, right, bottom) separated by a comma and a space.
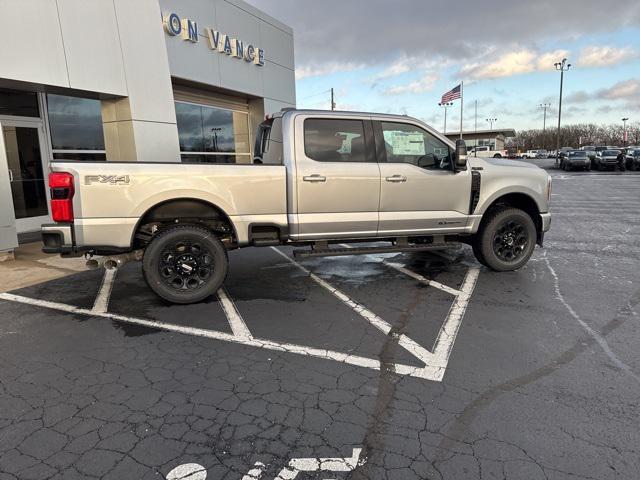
41, 224, 74, 254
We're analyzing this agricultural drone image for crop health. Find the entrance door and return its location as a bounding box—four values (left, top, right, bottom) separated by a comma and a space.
2, 121, 50, 233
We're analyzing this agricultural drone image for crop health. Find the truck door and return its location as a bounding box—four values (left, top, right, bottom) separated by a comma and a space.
374, 120, 471, 236
293, 115, 380, 239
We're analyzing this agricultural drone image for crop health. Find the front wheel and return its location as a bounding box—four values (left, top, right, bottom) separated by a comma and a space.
142, 225, 228, 304
472, 207, 537, 271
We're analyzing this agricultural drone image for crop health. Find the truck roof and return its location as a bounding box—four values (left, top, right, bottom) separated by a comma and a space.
271, 108, 416, 121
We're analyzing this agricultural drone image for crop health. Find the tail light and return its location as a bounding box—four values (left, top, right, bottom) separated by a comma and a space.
49, 172, 75, 222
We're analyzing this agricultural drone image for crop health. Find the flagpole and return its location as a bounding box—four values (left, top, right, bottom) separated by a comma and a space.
459, 81, 464, 139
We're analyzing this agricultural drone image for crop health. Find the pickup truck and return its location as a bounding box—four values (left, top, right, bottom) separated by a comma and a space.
468, 146, 508, 158
42, 109, 552, 304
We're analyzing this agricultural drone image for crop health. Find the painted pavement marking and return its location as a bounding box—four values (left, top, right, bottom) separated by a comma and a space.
0, 248, 480, 382
91, 267, 117, 314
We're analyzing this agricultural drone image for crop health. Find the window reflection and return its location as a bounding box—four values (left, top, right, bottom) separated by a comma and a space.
47, 94, 105, 151
0, 88, 39, 117
175, 102, 251, 164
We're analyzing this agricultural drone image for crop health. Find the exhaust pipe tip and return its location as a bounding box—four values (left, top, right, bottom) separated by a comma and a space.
86, 259, 100, 270
104, 260, 119, 270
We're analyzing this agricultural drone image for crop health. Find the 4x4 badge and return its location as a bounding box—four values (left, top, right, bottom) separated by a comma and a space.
84, 175, 130, 185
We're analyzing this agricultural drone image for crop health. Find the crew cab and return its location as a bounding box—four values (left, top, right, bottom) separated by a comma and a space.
42, 109, 552, 304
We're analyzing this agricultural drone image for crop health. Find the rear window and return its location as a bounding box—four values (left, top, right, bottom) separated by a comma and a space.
304, 118, 366, 163
254, 117, 283, 165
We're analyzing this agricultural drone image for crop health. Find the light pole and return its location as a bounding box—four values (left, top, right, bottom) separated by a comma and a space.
622, 117, 629, 147
439, 102, 453, 134
210, 127, 223, 151
486, 118, 497, 130
539, 103, 550, 150
554, 58, 571, 166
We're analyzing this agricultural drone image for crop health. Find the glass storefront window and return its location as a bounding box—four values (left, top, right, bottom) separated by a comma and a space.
175, 101, 251, 164
0, 88, 39, 117
46, 94, 106, 161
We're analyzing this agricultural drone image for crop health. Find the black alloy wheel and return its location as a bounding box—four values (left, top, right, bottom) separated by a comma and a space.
472, 207, 537, 272
492, 219, 529, 263
159, 240, 214, 292
143, 225, 228, 304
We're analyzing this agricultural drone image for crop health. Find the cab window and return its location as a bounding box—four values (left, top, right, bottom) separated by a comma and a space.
381, 122, 451, 170
304, 119, 366, 163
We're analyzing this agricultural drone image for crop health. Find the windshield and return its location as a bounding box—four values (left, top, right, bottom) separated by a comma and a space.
568, 151, 586, 158
603, 150, 620, 156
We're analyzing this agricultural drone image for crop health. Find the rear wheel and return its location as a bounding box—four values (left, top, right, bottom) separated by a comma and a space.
142, 225, 228, 304
472, 207, 537, 271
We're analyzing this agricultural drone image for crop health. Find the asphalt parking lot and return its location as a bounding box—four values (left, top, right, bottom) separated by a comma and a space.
1, 169, 639, 480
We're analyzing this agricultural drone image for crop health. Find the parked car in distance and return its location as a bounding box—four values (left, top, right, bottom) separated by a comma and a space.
625, 148, 640, 170
562, 150, 591, 171
469, 146, 508, 158
523, 149, 547, 159
595, 149, 623, 171
580, 145, 596, 151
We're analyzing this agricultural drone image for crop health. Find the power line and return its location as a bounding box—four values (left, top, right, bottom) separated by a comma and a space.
297, 89, 332, 101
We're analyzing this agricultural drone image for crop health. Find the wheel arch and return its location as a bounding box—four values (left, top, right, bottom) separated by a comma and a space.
480, 192, 543, 244
130, 198, 237, 249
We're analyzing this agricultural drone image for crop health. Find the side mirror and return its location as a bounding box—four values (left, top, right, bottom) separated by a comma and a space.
454, 139, 467, 170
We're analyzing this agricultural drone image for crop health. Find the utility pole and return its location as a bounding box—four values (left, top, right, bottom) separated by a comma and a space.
486, 118, 497, 130
622, 117, 629, 147
539, 103, 550, 150
474, 100, 478, 155
331, 88, 336, 111
439, 102, 453, 134
554, 58, 571, 166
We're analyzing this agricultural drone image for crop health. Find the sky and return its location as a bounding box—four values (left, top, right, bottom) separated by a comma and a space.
247, 0, 640, 132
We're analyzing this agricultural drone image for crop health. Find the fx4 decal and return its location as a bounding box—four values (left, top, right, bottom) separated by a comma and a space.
84, 175, 130, 185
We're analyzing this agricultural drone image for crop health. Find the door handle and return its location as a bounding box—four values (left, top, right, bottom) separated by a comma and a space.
7, 169, 13, 182
303, 174, 327, 183
385, 175, 407, 183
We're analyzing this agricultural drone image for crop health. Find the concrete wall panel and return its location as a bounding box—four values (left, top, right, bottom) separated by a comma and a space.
262, 63, 296, 106
0, 0, 69, 87
56, 0, 127, 96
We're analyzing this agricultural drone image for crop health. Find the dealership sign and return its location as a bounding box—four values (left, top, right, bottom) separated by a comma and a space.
163, 13, 265, 66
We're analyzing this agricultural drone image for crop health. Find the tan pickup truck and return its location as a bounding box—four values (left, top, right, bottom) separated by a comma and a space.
42, 109, 552, 304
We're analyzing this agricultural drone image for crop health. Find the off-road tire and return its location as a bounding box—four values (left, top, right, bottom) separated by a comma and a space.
142, 224, 228, 304
472, 207, 537, 271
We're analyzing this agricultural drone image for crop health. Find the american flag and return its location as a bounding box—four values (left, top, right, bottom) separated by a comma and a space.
441, 84, 461, 103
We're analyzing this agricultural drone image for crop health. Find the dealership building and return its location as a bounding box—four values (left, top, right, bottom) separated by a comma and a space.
0, 0, 295, 256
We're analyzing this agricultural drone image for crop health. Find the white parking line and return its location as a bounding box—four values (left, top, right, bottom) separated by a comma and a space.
217, 287, 253, 339
384, 262, 462, 296
0, 249, 480, 382
91, 268, 117, 314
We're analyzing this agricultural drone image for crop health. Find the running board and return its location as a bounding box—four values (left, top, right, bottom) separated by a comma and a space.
293, 243, 455, 259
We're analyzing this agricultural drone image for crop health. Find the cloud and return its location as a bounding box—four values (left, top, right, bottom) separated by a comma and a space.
600, 79, 640, 100
295, 62, 364, 80
460, 49, 570, 80
567, 79, 640, 103
247, 0, 640, 71
383, 74, 439, 95
577, 46, 638, 67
